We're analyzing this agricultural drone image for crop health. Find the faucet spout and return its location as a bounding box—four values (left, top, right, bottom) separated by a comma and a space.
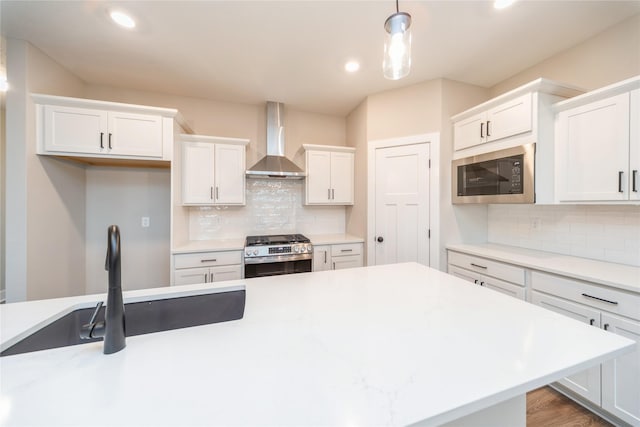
80, 225, 126, 354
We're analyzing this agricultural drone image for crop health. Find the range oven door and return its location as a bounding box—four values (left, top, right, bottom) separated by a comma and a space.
244, 254, 312, 278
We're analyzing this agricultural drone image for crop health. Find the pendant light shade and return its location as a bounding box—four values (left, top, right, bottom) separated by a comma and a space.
383, 7, 412, 80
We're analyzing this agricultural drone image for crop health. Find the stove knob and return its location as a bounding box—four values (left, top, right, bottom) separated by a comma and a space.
293, 245, 300, 253
245, 250, 251, 257
306, 244, 312, 252
253, 249, 259, 256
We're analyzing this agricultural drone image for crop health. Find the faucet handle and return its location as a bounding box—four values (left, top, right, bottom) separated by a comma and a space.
80, 302, 104, 340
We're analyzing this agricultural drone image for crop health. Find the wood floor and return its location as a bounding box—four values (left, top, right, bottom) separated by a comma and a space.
527, 387, 612, 427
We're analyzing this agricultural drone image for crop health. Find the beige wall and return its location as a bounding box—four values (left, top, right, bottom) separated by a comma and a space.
366, 80, 442, 141
345, 99, 368, 248
491, 13, 640, 96
0, 36, 5, 301
6, 39, 87, 301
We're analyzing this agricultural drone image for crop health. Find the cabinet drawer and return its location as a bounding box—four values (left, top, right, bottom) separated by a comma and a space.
174, 251, 242, 269
173, 267, 210, 286
531, 271, 640, 321
447, 251, 525, 285
331, 243, 362, 257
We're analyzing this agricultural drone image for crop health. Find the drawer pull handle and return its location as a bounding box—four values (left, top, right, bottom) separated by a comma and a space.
470, 263, 487, 269
581, 293, 618, 305
200, 259, 217, 263
340, 249, 353, 252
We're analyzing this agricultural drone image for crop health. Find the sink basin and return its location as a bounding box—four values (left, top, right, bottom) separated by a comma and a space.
1, 289, 245, 357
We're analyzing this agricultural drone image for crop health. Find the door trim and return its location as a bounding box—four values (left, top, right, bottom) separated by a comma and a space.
367, 133, 440, 269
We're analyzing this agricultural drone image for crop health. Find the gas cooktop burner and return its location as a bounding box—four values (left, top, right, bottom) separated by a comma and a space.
245, 234, 311, 246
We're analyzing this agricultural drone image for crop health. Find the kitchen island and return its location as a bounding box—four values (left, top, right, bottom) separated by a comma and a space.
0, 263, 634, 426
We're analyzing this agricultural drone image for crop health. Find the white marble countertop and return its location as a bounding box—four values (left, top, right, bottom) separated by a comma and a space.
306, 233, 365, 245
172, 234, 365, 254
446, 243, 640, 293
0, 263, 633, 426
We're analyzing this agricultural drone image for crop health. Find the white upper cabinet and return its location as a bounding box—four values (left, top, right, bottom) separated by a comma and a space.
452, 79, 583, 157
302, 144, 355, 205
554, 76, 640, 203
181, 135, 249, 206
35, 94, 180, 162
454, 93, 533, 151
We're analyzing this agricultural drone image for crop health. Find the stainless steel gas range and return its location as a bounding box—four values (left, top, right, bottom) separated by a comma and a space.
244, 234, 313, 278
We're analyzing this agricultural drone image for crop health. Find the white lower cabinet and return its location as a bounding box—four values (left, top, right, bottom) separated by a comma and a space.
447, 251, 526, 300
173, 250, 243, 286
313, 243, 363, 271
531, 271, 640, 425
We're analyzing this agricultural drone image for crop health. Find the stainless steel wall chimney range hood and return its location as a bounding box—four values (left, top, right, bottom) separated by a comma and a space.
246, 102, 305, 179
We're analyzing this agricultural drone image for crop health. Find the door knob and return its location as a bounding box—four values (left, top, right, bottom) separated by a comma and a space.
377, 236, 384, 243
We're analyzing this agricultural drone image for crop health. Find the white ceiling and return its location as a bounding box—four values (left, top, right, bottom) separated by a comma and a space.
2, 1, 639, 116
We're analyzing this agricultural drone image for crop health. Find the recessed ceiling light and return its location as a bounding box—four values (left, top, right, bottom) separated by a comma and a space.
110, 11, 136, 29
494, 0, 516, 9
345, 61, 360, 73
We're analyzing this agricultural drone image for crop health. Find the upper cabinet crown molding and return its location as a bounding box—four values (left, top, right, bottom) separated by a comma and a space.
553, 75, 640, 112
301, 144, 356, 153
32, 93, 179, 117
452, 78, 584, 123
180, 134, 250, 146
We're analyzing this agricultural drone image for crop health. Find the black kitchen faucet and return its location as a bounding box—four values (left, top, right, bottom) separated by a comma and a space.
80, 225, 126, 354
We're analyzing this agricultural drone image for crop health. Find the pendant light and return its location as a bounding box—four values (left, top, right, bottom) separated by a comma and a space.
383, 0, 412, 80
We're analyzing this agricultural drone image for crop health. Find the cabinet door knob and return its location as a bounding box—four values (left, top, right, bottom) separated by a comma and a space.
377, 236, 384, 243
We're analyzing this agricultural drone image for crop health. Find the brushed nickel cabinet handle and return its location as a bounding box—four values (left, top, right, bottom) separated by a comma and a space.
470, 263, 487, 269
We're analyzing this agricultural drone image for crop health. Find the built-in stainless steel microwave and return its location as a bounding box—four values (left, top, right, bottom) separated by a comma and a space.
452, 143, 535, 204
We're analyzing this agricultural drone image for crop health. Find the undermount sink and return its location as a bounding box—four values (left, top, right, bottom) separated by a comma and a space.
1, 289, 245, 357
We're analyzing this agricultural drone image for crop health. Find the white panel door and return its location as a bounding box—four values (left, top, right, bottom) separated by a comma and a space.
182, 142, 215, 205
43, 105, 107, 154
210, 265, 242, 282
313, 245, 331, 272
454, 112, 486, 151
332, 255, 362, 270
556, 92, 630, 201
306, 151, 332, 203
601, 313, 640, 426
374, 143, 430, 266
330, 152, 354, 204
486, 93, 532, 143
108, 111, 163, 157
214, 144, 245, 205
531, 291, 602, 405
630, 89, 639, 201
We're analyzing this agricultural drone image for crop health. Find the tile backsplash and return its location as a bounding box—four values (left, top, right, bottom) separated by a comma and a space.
189, 180, 345, 239
488, 204, 640, 266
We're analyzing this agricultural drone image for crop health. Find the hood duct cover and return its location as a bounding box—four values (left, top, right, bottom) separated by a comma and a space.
246, 101, 305, 179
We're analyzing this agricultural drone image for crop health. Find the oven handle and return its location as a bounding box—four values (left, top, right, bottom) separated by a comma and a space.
244, 253, 313, 264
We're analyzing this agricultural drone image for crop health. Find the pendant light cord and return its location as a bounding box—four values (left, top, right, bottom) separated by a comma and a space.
396, 0, 399, 13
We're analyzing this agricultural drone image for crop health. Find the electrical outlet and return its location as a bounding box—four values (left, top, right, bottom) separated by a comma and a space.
531, 217, 541, 231
141, 217, 150, 228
